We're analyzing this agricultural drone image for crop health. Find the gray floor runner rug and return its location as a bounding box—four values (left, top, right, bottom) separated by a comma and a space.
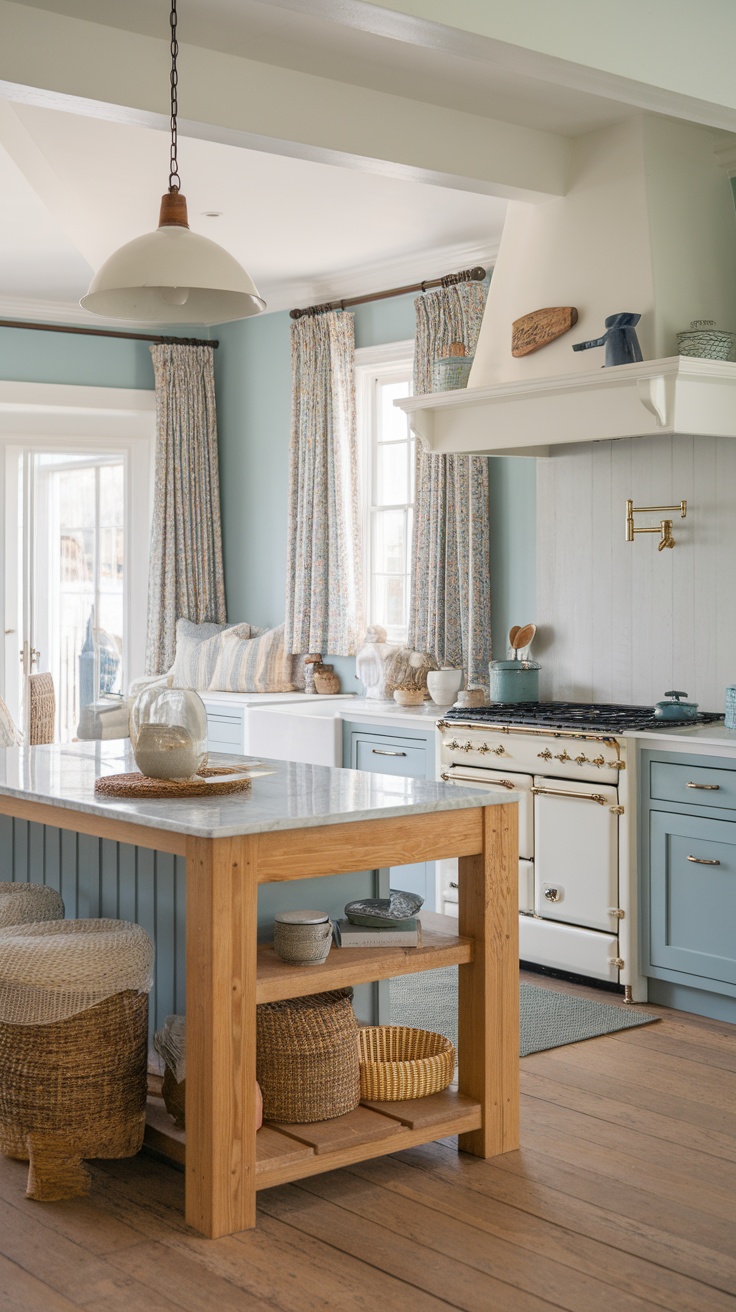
390, 966, 658, 1057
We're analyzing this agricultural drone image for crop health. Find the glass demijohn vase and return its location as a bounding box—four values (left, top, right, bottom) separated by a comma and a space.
129, 687, 208, 780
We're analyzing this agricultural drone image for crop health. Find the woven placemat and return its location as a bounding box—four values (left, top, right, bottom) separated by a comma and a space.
94, 766, 252, 799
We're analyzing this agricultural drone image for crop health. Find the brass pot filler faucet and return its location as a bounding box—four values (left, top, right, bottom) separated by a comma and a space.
625, 499, 687, 551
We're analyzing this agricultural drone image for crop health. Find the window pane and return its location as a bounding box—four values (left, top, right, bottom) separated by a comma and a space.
373, 509, 405, 574
378, 380, 410, 444
373, 574, 406, 631
376, 442, 408, 506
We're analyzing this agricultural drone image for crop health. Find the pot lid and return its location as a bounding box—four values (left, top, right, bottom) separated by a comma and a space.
655, 689, 698, 707
274, 909, 329, 925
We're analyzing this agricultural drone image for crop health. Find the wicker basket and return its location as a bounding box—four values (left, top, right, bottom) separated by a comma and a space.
256, 988, 360, 1123
358, 1025, 455, 1101
0, 991, 148, 1200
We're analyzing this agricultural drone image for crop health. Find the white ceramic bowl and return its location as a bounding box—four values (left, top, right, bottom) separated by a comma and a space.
426, 668, 463, 705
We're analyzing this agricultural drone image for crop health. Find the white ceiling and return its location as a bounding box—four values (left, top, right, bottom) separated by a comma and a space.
9, 0, 634, 135
0, 100, 507, 317
0, 0, 642, 322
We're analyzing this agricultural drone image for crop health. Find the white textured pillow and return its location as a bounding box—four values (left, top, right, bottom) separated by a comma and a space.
0, 697, 22, 747
208, 624, 294, 694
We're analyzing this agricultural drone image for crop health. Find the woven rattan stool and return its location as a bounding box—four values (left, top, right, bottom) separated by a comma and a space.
0, 882, 64, 928
0, 919, 153, 1201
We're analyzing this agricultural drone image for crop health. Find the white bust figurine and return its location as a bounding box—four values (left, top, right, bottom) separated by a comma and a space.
355, 626, 399, 700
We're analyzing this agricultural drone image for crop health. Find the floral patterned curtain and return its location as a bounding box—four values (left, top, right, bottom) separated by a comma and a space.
284, 311, 363, 656
409, 281, 492, 686
145, 344, 227, 674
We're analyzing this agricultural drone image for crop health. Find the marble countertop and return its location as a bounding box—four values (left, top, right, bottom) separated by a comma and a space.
629, 721, 736, 754
0, 740, 513, 840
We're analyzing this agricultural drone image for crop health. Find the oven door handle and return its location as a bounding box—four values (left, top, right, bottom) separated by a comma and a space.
441, 771, 516, 789
531, 785, 608, 805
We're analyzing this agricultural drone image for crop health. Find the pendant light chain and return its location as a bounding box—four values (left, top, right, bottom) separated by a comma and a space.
169, 0, 181, 193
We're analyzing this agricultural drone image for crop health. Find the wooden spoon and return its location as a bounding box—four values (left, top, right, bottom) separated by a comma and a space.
508, 626, 520, 648
511, 623, 536, 651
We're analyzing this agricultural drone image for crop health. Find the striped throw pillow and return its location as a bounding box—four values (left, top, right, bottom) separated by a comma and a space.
0, 696, 22, 747
171, 620, 266, 690
208, 624, 294, 694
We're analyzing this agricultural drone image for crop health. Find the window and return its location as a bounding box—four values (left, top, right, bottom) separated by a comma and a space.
356, 342, 415, 645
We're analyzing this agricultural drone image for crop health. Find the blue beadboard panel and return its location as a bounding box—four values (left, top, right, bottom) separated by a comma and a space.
0, 819, 376, 1030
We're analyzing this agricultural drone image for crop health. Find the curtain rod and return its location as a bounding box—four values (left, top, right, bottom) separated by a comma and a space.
0, 318, 218, 348
289, 265, 487, 320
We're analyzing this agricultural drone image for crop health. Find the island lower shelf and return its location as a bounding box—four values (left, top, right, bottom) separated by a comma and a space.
255, 911, 473, 1003
145, 1088, 481, 1188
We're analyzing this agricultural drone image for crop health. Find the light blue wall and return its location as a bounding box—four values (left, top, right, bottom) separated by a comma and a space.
0, 323, 157, 389
215, 295, 537, 678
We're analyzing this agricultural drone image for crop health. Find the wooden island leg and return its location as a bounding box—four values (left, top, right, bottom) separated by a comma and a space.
457, 802, 519, 1157
185, 835, 259, 1237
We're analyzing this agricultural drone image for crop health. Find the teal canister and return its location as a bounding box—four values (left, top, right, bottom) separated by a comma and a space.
488, 660, 541, 704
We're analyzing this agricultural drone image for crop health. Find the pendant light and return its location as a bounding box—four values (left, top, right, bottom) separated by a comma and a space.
81, 0, 265, 325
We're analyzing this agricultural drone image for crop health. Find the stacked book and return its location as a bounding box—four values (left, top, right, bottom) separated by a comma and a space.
333, 918, 421, 948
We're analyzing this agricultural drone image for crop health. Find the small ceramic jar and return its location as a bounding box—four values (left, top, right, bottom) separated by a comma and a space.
273, 910, 333, 965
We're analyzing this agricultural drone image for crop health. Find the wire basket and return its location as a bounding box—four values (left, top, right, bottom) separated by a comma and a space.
358, 1025, 455, 1101
256, 988, 360, 1123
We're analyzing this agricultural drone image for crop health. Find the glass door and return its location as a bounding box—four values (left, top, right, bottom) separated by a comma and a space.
7, 447, 127, 741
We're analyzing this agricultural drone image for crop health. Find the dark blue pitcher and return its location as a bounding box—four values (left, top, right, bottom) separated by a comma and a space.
572, 312, 642, 367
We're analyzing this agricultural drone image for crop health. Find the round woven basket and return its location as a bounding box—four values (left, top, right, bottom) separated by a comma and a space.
358, 1026, 455, 1101
0, 990, 148, 1200
256, 988, 360, 1123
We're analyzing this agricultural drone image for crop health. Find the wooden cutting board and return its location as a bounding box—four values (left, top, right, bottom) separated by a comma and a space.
512, 306, 578, 357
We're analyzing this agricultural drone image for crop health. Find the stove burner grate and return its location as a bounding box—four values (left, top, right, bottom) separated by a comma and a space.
443, 701, 725, 734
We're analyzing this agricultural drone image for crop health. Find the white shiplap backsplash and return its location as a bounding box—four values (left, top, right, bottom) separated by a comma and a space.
536, 434, 735, 711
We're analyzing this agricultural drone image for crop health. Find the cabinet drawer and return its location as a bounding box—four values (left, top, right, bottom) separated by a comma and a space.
354, 736, 427, 779
650, 810, 736, 985
650, 761, 736, 810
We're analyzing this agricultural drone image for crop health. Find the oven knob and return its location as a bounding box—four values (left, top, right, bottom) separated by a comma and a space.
491, 745, 507, 756
591, 755, 605, 767
477, 742, 490, 755
461, 741, 474, 752
446, 739, 460, 750
554, 750, 571, 762
575, 754, 589, 765
544, 886, 562, 902
537, 749, 553, 761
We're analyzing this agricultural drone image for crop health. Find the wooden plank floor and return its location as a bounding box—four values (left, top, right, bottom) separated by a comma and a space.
1, 973, 735, 1311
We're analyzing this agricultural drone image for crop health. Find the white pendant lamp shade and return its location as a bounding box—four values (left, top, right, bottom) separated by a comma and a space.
81, 194, 265, 325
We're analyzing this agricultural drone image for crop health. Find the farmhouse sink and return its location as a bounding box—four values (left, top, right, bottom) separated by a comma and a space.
246, 697, 352, 767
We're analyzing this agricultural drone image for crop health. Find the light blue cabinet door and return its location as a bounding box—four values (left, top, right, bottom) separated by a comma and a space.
650, 810, 736, 985
348, 728, 435, 909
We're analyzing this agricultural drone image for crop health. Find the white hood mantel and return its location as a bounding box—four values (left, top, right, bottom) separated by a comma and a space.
395, 356, 736, 458
395, 117, 736, 458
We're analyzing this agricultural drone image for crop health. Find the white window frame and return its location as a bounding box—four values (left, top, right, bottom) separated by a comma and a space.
355, 339, 415, 645
0, 381, 155, 716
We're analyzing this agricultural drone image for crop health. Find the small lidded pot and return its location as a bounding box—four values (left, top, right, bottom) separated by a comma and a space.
488, 659, 541, 704
130, 686, 208, 780
273, 910, 333, 966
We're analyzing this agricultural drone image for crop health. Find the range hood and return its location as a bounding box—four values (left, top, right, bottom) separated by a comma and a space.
396, 117, 736, 457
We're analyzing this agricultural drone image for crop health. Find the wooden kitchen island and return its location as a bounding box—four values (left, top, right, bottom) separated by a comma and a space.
0, 742, 519, 1239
